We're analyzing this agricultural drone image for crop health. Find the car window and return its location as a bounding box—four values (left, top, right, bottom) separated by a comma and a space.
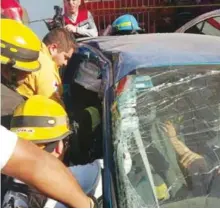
185, 16, 220, 36
111, 65, 220, 208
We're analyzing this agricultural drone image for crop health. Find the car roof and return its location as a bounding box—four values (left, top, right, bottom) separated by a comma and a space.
83, 33, 220, 82
176, 9, 220, 33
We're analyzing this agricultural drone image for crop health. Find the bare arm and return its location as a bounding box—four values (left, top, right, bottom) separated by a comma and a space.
2, 139, 91, 208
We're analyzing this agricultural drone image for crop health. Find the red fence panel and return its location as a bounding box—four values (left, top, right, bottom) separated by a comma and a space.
81, 0, 220, 34
82, 0, 159, 34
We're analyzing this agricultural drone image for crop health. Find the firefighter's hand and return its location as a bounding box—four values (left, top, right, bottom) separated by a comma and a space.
65, 24, 77, 33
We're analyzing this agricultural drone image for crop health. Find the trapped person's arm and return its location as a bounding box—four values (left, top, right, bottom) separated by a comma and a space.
1, 126, 92, 208
164, 121, 205, 169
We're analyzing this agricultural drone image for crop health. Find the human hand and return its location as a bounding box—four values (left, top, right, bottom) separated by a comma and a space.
65, 24, 77, 33
163, 121, 177, 138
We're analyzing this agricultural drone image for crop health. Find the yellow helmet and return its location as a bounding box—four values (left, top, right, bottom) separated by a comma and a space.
0, 19, 41, 72
10, 95, 72, 144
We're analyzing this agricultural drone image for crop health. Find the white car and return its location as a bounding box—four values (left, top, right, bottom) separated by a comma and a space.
176, 9, 220, 36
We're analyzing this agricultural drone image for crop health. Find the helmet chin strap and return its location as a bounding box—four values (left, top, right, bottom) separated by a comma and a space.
9, 59, 18, 89
2, 59, 18, 90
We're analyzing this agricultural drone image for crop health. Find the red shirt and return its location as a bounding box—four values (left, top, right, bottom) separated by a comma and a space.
63, 8, 88, 26
63, 7, 98, 38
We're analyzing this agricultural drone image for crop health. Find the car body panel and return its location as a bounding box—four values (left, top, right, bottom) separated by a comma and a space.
84, 33, 220, 82
83, 33, 220, 208
176, 9, 220, 34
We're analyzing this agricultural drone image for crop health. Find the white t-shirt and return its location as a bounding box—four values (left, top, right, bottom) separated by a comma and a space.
0, 125, 18, 170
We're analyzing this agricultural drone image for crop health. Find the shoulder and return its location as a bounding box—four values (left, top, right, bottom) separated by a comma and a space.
37, 49, 56, 76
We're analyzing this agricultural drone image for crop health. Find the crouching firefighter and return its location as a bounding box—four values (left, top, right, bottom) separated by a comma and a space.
62, 44, 104, 165
70, 106, 102, 165
2, 95, 100, 208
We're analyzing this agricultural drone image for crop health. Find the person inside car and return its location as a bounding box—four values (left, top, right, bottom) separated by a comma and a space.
1, 19, 76, 105
164, 120, 220, 197
2, 95, 101, 208
63, 0, 98, 38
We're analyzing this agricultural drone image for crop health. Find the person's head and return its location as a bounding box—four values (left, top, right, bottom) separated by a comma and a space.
64, 0, 81, 15
0, 18, 41, 86
10, 95, 72, 159
43, 28, 76, 68
112, 14, 142, 35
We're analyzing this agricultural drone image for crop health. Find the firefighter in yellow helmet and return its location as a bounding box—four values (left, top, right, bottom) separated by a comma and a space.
1, 18, 41, 103
2, 95, 101, 208
0, 19, 41, 73
10, 95, 71, 156
1, 18, 76, 105
0, 18, 41, 128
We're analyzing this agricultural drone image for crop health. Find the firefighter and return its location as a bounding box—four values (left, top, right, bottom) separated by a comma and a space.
111, 14, 144, 35
73, 106, 102, 164
62, 45, 103, 165
0, 126, 99, 208
0, 18, 42, 129
1, 19, 76, 105
2, 95, 100, 208
63, 0, 98, 38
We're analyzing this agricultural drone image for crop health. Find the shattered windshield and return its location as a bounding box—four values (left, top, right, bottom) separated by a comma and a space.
111, 65, 220, 208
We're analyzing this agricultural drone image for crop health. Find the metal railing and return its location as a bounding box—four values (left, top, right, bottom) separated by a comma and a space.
83, 0, 220, 33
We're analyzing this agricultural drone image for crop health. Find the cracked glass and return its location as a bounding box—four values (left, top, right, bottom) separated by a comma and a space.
111, 65, 220, 208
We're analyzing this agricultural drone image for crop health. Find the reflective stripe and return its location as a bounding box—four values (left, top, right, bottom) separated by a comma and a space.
11, 115, 68, 128
85, 106, 101, 131
1, 40, 39, 62
117, 21, 132, 29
